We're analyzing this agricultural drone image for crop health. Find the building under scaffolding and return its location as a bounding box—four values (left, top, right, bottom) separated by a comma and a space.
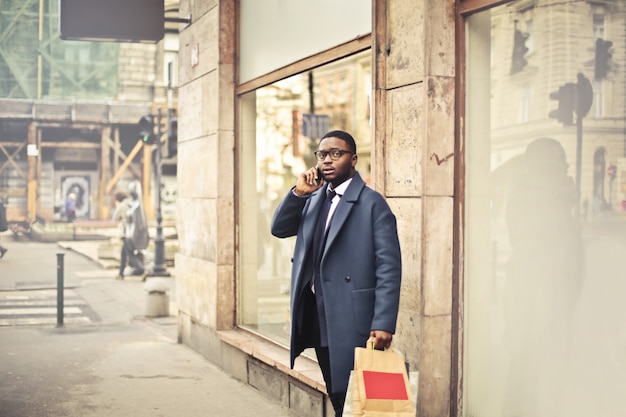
0, 0, 178, 224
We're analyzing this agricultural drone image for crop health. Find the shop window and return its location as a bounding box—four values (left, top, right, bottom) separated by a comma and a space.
593, 79, 604, 116
525, 19, 534, 53
238, 50, 372, 346
593, 14, 605, 39
464, 1, 626, 416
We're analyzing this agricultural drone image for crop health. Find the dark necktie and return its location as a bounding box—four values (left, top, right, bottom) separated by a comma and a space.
313, 188, 336, 271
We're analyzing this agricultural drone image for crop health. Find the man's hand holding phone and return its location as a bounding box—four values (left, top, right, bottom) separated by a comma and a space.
294, 167, 323, 196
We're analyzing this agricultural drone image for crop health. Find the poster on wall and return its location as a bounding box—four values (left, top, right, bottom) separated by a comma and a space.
160, 176, 177, 220
60, 175, 90, 219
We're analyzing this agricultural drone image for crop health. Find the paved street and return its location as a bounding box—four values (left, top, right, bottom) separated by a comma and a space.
0, 241, 116, 327
0, 237, 294, 417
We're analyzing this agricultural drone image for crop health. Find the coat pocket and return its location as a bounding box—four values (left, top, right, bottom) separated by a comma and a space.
352, 288, 375, 337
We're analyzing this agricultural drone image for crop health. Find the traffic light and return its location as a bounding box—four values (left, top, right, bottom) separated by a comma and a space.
575, 73, 593, 119
511, 29, 529, 74
138, 115, 156, 145
167, 118, 177, 157
549, 83, 576, 126
594, 38, 613, 80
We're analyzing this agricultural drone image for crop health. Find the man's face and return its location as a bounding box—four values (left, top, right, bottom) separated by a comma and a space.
317, 136, 357, 187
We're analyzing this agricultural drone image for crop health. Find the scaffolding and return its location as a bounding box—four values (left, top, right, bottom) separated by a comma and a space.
0, 0, 169, 224
0, 0, 119, 100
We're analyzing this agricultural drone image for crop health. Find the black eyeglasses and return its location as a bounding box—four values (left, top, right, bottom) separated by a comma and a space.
313, 148, 352, 161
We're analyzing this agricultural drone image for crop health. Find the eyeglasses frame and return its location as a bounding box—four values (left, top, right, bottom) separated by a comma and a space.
313, 148, 353, 161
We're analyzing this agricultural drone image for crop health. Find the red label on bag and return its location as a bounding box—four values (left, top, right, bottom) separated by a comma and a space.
362, 371, 409, 400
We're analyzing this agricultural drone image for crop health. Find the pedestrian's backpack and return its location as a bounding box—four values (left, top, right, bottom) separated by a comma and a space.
0, 202, 7, 232
126, 202, 149, 250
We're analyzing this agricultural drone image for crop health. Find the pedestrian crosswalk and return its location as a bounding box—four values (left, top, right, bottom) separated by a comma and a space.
0, 289, 98, 326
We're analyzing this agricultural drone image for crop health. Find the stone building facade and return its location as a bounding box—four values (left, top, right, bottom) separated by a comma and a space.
176, 1, 453, 415
175, 1, 626, 416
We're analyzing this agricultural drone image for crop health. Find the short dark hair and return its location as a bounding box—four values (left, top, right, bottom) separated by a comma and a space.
114, 191, 128, 202
321, 130, 357, 154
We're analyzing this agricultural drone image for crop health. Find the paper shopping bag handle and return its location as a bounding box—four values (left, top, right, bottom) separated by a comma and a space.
367, 337, 389, 351
367, 337, 377, 350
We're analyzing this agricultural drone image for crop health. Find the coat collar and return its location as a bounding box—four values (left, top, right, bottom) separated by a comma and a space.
321, 172, 365, 252
311, 171, 365, 203
304, 172, 365, 248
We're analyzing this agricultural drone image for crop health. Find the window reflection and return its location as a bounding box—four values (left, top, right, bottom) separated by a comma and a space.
465, 1, 626, 416
239, 51, 372, 346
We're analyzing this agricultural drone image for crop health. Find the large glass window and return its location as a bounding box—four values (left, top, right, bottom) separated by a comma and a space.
464, 1, 626, 416
238, 50, 372, 346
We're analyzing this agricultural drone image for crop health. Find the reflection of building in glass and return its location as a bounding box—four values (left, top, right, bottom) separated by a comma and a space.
489, 2, 625, 215
465, 1, 626, 416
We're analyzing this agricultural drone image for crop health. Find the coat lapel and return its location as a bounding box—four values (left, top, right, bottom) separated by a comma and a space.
323, 172, 365, 256
303, 185, 327, 248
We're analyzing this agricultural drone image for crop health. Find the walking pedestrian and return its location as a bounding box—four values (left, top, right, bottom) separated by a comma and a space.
127, 181, 149, 274
271, 130, 402, 416
113, 190, 132, 280
113, 181, 149, 280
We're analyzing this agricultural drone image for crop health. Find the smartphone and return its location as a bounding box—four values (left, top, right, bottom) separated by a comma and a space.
315, 167, 323, 185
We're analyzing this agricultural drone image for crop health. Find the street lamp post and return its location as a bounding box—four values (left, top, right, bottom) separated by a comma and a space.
149, 107, 170, 277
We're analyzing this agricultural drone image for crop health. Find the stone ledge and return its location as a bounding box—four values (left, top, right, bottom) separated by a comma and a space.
217, 329, 327, 393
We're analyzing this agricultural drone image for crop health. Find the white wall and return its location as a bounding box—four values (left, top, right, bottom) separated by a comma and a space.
239, 0, 371, 82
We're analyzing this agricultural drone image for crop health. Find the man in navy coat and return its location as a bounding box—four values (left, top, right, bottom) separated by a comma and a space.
271, 130, 402, 416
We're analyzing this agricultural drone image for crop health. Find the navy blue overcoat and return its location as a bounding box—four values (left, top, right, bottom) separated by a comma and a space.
271, 172, 402, 393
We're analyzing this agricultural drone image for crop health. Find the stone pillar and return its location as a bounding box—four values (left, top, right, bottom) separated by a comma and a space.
176, 0, 237, 361
373, 0, 457, 416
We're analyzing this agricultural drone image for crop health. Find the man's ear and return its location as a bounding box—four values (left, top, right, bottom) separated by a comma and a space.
351, 153, 358, 168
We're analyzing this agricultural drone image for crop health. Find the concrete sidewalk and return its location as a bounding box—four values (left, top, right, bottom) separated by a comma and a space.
0, 238, 294, 417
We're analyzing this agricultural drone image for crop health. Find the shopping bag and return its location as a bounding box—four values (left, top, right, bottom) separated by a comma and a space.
348, 338, 417, 417
343, 371, 357, 417
343, 369, 418, 417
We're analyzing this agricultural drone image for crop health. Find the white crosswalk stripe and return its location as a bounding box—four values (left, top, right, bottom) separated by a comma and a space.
0, 289, 97, 326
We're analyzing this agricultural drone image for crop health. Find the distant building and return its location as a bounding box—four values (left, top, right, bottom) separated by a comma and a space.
0, 0, 179, 222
